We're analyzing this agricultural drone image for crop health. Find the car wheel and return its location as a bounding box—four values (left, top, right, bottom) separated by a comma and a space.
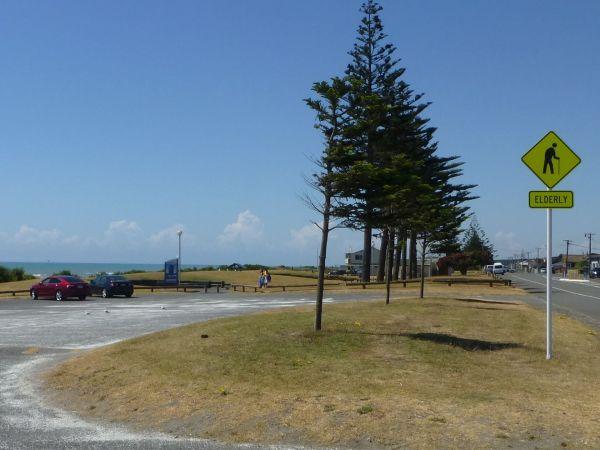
102, 288, 110, 299
79, 296, 86, 301
55, 290, 63, 301
30, 290, 38, 300
125, 292, 132, 298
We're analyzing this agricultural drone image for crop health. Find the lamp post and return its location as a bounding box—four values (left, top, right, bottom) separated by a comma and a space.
177, 230, 183, 285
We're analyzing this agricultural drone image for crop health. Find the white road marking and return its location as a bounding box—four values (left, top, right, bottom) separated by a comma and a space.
512, 274, 600, 301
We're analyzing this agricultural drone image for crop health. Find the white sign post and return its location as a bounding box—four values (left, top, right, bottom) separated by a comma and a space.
522, 131, 581, 360
546, 201, 552, 359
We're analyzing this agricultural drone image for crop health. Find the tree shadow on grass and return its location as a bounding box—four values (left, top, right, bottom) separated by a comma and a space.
347, 330, 524, 351
451, 298, 519, 306
405, 332, 523, 351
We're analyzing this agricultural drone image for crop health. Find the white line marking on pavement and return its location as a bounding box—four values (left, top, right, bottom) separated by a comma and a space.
513, 274, 600, 301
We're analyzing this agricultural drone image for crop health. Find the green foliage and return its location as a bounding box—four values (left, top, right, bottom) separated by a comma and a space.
357, 404, 374, 414
305, 0, 476, 294
437, 253, 470, 276
462, 218, 494, 268
57, 270, 72, 276
0, 266, 35, 283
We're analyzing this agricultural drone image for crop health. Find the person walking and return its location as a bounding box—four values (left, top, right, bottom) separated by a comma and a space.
258, 270, 264, 288
265, 270, 271, 288
543, 142, 560, 174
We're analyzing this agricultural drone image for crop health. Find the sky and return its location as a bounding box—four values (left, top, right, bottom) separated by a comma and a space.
1, 0, 599, 265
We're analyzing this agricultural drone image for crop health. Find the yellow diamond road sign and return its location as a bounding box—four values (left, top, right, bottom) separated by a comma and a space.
521, 131, 581, 189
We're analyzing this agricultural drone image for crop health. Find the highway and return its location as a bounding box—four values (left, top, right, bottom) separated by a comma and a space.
509, 271, 600, 329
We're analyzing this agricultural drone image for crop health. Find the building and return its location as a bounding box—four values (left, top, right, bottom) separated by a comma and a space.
554, 253, 600, 270
344, 247, 437, 277
344, 247, 381, 273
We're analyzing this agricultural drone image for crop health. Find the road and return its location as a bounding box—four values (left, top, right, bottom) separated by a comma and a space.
0, 290, 385, 450
509, 271, 600, 329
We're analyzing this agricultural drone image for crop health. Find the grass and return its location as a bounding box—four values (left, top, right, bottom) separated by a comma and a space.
0, 278, 36, 292
45, 296, 600, 448
0, 270, 519, 300
123, 269, 339, 287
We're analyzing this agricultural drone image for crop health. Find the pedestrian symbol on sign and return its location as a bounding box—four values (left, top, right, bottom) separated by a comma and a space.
521, 131, 580, 189
543, 143, 560, 174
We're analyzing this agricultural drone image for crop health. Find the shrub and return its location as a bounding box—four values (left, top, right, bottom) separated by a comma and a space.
0, 266, 35, 282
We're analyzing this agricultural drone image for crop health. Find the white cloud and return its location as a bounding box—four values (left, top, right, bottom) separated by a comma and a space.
218, 210, 264, 245
13, 225, 62, 245
289, 223, 321, 249
149, 224, 186, 244
105, 220, 141, 236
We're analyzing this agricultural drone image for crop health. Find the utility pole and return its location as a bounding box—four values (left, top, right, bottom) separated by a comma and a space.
562, 240, 571, 278
177, 230, 183, 286
585, 233, 595, 279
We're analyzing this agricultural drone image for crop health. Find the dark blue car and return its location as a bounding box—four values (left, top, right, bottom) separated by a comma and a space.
90, 275, 134, 298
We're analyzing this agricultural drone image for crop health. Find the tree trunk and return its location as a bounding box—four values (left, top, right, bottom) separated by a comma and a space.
393, 228, 403, 281
377, 228, 389, 282
420, 236, 427, 299
362, 226, 372, 282
385, 227, 395, 304
315, 195, 332, 331
409, 230, 418, 279
401, 232, 408, 281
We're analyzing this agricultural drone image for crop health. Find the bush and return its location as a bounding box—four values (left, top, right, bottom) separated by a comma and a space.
0, 266, 35, 283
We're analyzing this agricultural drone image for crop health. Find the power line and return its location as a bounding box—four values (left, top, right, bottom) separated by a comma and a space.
563, 240, 572, 277
585, 233, 595, 279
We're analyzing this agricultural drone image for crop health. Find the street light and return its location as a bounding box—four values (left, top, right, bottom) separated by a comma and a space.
177, 230, 183, 285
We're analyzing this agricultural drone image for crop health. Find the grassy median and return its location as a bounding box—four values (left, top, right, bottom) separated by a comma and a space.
45, 297, 600, 448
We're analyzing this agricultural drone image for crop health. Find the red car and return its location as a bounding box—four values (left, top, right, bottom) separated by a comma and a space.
30, 275, 91, 301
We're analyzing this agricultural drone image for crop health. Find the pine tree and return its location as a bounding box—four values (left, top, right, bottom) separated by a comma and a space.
336, 0, 410, 282
304, 78, 351, 331
462, 218, 494, 268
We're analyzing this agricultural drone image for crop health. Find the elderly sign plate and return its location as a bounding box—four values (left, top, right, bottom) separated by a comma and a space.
521, 131, 581, 189
529, 191, 573, 209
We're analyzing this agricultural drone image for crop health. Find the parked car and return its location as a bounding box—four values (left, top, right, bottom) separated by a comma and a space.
492, 262, 506, 275
540, 267, 547, 274
590, 268, 600, 279
327, 269, 348, 276
30, 275, 91, 301
90, 275, 134, 298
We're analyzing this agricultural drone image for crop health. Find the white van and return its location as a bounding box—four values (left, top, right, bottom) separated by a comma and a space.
492, 262, 505, 275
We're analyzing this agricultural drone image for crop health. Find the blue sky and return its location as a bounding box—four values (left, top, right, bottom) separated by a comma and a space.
1, 0, 599, 265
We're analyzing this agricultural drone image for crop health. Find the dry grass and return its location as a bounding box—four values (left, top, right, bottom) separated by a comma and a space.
0, 278, 36, 291
0, 278, 37, 299
45, 297, 600, 448
124, 270, 339, 288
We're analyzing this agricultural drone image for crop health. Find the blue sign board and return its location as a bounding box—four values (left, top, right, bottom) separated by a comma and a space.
164, 258, 179, 284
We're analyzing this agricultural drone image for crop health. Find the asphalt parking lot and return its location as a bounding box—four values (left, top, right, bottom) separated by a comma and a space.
0, 290, 385, 450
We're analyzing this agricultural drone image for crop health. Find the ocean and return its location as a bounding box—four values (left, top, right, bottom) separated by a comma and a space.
0, 262, 207, 278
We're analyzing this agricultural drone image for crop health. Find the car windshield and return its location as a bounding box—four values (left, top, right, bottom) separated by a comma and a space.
107, 276, 126, 281
62, 276, 83, 283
